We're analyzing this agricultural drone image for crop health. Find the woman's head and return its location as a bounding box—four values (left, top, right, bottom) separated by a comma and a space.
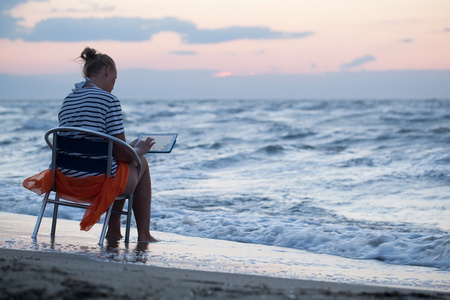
80, 47, 116, 79
79, 47, 117, 92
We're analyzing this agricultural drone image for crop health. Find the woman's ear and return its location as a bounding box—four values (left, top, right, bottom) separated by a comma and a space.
104, 65, 111, 76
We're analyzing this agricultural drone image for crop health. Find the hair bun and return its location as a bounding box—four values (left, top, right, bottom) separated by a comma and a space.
80, 47, 98, 62
78, 47, 116, 78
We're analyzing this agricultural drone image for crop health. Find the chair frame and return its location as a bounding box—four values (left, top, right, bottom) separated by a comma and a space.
31, 127, 141, 245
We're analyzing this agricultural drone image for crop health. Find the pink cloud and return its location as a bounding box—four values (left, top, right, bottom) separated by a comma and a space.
213, 71, 256, 78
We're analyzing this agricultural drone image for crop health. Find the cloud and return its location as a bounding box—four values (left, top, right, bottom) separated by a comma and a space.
54, 3, 115, 14
341, 55, 376, 69
445, 28, 450, 32
0, 0, 28, 39
400, 38, 413, 43
212, 71, 256, 77
0, 16, 313, 44
0, 0, 27, 11
252, 50, 265, 55
169, 51, 198, 55
181, 26, 312, 44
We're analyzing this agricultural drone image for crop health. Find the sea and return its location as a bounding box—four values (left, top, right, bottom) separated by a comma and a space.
1, 98, 449, 272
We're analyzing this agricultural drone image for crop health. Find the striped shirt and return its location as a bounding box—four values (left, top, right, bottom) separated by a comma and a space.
58, 85, 125, 177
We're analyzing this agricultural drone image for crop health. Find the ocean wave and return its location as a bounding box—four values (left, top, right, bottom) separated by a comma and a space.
191, 153, 252, 169
148, 110, 177, 119
187, 142, 223, 150
282, 130, 316, 140
337, 157, 374, 167
430, 127, 450, 134
152, 207, 450, 270
19, 119, 57, 131
418, 170, 450, 183
435, 155, 450, 165
258, 145, 285, 155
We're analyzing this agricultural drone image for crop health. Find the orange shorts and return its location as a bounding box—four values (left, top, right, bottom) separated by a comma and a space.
23, 162, 129, 231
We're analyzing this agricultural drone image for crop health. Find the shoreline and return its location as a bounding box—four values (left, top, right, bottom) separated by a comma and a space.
1, 211, 449, 299
2, 248, 448, 300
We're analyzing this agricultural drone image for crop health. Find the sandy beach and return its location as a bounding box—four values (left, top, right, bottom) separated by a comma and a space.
3, 248, 449, 300
1, 212, 449, 299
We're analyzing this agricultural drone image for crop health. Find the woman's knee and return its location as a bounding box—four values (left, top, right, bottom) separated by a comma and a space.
120, 162, 138, 196
140, 155, 148, 168
139, 156, 149, 177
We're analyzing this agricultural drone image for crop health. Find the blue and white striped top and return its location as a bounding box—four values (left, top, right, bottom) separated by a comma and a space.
58, 80, 125, 177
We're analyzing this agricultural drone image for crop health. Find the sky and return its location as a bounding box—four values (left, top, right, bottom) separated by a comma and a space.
1, 0, 449, 99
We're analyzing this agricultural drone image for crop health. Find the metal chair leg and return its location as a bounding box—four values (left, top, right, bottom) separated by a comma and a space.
99, 205, 113, 245
32, 191, 50, 239
50, 194, 59, 238
124, 195, 133, 244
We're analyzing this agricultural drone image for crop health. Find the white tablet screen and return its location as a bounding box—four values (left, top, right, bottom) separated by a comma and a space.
138, 133, 178, 153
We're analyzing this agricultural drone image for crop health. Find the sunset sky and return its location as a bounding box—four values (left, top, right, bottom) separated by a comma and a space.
1, 0, 449, 99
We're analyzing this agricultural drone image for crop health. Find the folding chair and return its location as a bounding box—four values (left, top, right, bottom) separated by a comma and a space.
31, 127, 141, 245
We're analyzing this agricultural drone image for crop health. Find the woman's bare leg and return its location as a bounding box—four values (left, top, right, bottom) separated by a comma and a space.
132, 156, 157, 242
105, 199, 125, 240
107, 155, 156, 242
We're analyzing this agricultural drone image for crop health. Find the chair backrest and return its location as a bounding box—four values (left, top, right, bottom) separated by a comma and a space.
55, 134, 111, 175
45, 127, 141, 181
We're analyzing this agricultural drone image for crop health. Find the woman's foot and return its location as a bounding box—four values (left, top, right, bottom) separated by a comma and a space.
106, 229, 123, 240
137, 233, 158, 243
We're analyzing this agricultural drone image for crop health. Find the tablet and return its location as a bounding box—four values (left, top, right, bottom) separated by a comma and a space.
138, 133, 178, 153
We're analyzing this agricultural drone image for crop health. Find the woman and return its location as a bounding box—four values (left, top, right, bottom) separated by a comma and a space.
26, 47, 157, 242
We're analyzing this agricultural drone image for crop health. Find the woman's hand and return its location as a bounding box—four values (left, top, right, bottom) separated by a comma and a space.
114, 133, 155, 161
129, 138, 139, 148
132, 137, 155, 156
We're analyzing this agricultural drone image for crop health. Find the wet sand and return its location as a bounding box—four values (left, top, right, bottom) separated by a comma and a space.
1, 212, 449, 299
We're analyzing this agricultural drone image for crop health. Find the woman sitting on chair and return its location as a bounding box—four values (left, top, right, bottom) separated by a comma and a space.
25, 47, 157, 243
